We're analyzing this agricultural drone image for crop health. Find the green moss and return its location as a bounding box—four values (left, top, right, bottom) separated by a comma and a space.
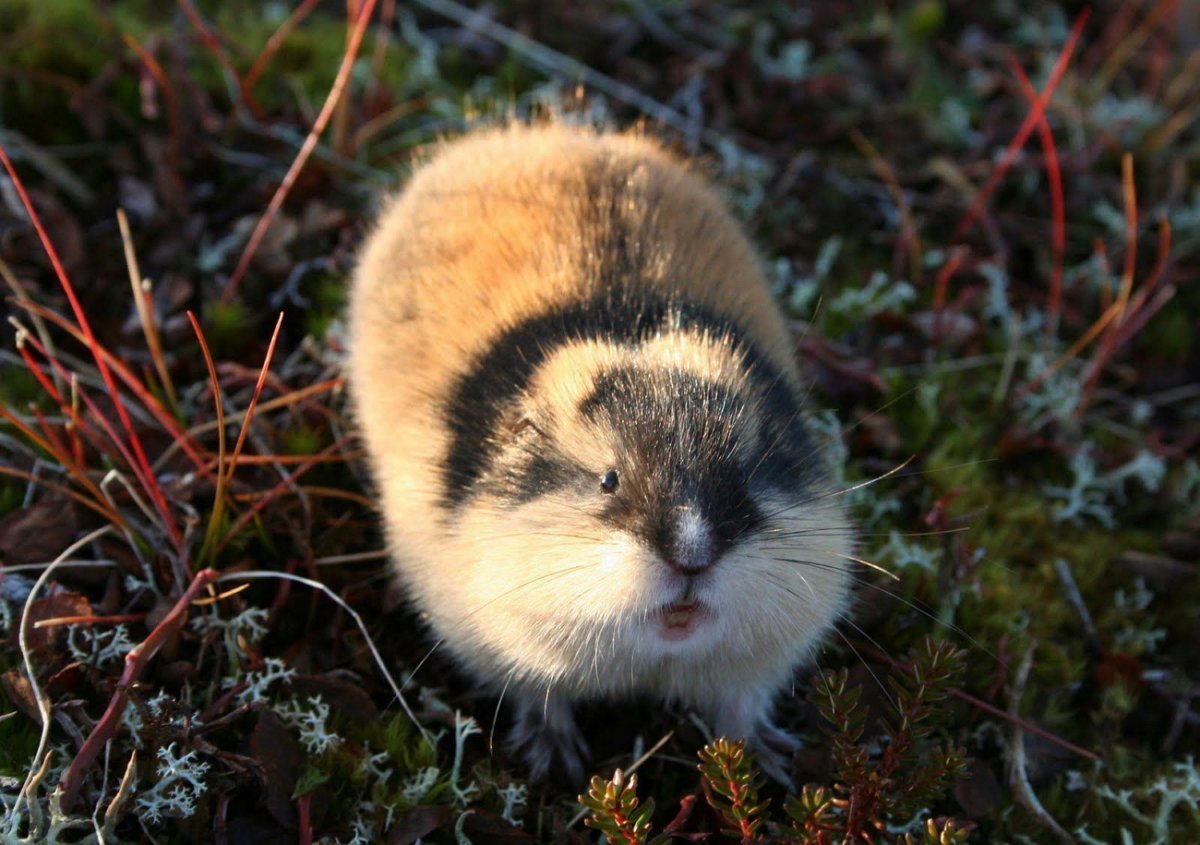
215, 12, 414, 110
1137, 300, 1192, 360
291, 709, 448, 834
0, 0, 151, 146
0, 684, 41, 779
0, 0, 117, 77
201, 299, 254, 359
0, 367, 45, 410
279, 425, 327, 457
903, 0, 945, 39
302, 275, 346, 341
0, 477, 22, 519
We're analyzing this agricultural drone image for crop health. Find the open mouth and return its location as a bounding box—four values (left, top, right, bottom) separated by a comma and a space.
663, 597, 700, 627
657, 595, 708, 639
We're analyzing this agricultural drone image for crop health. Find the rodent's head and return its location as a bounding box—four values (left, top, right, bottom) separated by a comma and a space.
447, 325, 854, 688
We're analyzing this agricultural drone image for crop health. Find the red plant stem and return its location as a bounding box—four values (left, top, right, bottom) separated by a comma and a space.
0, 144, 182, 550
1007, 56, 1066, 339
368, 0, 398, 101
214, 360, 290, 391
953, 685, 1099, 761
1093, 0, 1182, 95
213, 440, 346, 555
297, 793, 313, 845
33, 613, 146, 629
189, 311, 231, 570
1081, 0, 1139, 76
19, 337, 163, 502
14, 321, 121, 461
952, 9, 1090, 244
175, 0, 261, 116
196, 682, 248, 725
17, 337, 65, 410
10, 344, 91, 481
218, 452, 359, 467
728, 781, 756, 843
245, 0, 324, 91
31, 408, 74, 474
931, 249, 966, 346
1122, 221, 1174, 318
16, 298, 207, 468
122, 32, 183, 194
1, 405, 56, 458
226, 313, 284, 483
1108, 285, 1176, 352
1079, 219, 1173, 407
16, 332, 146, 478
1144, 0, 1180, 96
59, 568, 218, 812
0, 465, 123, 524
849, 128, 921, 284
17, 331, 180, 522
854, 641, 1101, 762
0, 405, 122, 526
1075, 159, 1146, 408
221, 0, 379, 303
1117, 153, 1138, 313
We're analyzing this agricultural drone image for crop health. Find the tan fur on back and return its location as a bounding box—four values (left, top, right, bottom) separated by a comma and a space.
346, 121, 853, 782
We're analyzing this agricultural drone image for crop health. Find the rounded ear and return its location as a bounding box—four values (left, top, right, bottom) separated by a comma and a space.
497, 402, 548, 441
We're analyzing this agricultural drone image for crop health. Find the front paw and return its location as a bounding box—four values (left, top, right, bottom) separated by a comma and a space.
745, 725, 800, 789
713, 696, 799, 787
507, 691, 590, 783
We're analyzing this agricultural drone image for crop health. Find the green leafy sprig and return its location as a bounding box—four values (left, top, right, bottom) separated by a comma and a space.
580, 768, 656, 845
697, 737, 770, 843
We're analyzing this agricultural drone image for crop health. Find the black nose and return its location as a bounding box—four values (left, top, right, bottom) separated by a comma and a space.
666, 547, 715, 574
659, 506, 718, 574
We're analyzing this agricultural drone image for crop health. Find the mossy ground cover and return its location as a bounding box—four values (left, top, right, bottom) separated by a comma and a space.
0, 1, 1197, 842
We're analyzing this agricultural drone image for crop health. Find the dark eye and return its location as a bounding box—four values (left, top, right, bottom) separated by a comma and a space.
599, 469, 619, 494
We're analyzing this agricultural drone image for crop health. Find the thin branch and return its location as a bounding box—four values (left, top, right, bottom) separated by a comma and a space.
222, 0, 379, 303
1006, 642, 1076, 845
59, 568, 219, 812
213, 570, 430, 745
15, 526, 114, 824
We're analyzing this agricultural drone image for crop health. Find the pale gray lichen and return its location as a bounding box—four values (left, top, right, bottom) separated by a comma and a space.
359, 744, 394, 785
879, 530, 943, 573
341, 805, 376, 845
784, 235, 843, 315
449, 711, 482, 807
66, 623, 135, 670
751, 20, 812, 80
277, 695, 340, 755
189, 606, 269, 644
1018, 353, 1083, 426
1111, 577, 1168, 655
828, 270, 916, 318
134, 743, 211, 826
225, 656, 296, 705
1043, 446, 1165, 527
497, 782, 528, 824
401, 766, 441, 804
1075, 757, 1200, 845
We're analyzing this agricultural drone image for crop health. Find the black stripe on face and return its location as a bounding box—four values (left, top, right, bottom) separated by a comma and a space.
440, 291, 803, 510
503, 450, 582, 505
440, 141, 811, 512
579, 365, 769, 549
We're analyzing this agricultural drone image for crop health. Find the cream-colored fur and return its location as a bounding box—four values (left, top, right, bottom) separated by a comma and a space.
347, 122, 853, 783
